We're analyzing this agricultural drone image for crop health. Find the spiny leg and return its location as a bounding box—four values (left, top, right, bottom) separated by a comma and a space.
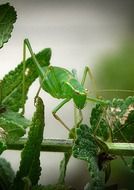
81, 66, 108, 105
22, 40, 27, 114
52, 98, 71, 131
34, 67, 51, 104
81, 66, 98, 97
72, 69, 83, 126
76, 66, 98, 125
81, 66, 108, 138
22, 39, 49, 107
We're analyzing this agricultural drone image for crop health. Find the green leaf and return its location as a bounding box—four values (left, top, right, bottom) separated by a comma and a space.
0, 3, 17, 48
0, 108, 30, 143
90, 96, 134, 143
11, 97, 45, 190
112, 96, 134, 142
90, 104, 110, 141
73, 125, 98, 160
73, 124, 105, 190
1, 48, 51, 112
0, 157, 15, 190
32, 184, 76, 190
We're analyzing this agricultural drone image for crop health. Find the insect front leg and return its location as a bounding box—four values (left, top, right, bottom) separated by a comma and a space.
52, 98, 71, 131
22, 38, 47, 113
22, 40, 27, 114
81, 66, 98, 96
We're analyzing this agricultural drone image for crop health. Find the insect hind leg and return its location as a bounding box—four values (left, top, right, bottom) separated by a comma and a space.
72, 69, 83, 127
52, 98, 71, 131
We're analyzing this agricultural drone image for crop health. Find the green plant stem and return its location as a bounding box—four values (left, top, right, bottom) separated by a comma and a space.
7, 138, 73, 152
6, 139, 134, 156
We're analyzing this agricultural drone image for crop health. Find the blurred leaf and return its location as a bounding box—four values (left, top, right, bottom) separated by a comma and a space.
0, 108, 30, 143
0, 157, 15, 190
0, 3, 17, 48
1, 48, 51, 112
11, 97, 45, 190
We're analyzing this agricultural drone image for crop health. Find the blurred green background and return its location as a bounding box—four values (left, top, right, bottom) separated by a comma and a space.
95, 40, 134, 99
95, 40, 134, 190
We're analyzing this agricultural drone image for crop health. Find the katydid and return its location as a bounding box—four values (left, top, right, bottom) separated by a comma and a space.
23, 39, 107, 131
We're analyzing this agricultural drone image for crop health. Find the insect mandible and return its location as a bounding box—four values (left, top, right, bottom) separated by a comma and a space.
22, 39, 107, 131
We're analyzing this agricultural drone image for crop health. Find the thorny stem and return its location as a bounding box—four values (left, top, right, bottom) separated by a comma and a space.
6, 138, 134, 156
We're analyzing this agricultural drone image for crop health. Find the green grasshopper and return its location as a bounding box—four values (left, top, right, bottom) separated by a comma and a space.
23, 39, 107, 131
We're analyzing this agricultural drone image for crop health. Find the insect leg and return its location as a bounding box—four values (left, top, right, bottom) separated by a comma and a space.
34, 67, 51, 104
52, 98, 71, 131
72, 69, 83, 126
22, 40, 27, 114
81, 66, 98, 96
22, 39, 48, 106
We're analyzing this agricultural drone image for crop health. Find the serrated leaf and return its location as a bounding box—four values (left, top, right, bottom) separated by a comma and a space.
11, 97, 45, 190
0, 108, 30, 143
112, 96, 134, 142
90, 104, 110, 141
90, 96, 134, 143
1, 48, 51, 112
0, 3, 17, 48
0, 157, 15, 190
73, 125, 98, 160
32, 184, 76, 190
72, 124, 105, 190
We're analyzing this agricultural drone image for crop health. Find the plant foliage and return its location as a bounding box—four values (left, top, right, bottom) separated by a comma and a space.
90, 96, 134, 143
11, 97, 45, 190
0, 2, 134, 190
0, 158, 15, 190
73, 124, 105, 190
0, 3, 17, 48
1, 48, 51, 112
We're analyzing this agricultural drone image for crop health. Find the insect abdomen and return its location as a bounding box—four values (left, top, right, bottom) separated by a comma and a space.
40, 66, 73, 99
